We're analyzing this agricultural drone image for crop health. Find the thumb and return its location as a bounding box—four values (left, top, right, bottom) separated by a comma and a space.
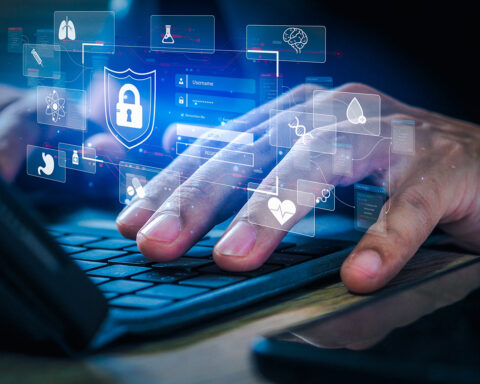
341, 183, 443, 293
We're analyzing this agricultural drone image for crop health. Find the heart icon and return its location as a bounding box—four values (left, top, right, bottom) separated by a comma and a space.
268, 197, 297, 226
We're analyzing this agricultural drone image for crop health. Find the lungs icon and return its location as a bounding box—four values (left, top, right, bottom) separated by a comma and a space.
59, 16, 76, 41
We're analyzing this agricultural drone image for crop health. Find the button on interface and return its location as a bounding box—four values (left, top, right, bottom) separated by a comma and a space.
26, 145, 66, 183
151, 15, 215, 53
54, 11, 114, 53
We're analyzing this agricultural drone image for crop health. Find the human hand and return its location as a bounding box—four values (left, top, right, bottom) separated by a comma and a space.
116, 83, 480, 293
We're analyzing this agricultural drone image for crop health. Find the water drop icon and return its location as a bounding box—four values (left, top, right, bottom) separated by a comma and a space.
346, 97, 367, 125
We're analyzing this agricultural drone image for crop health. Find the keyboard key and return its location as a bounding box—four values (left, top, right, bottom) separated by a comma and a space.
98, 280, 153, 294
48, 230, 63, 237
87, 265, 150, 278
184, 246, 212, 258
109, 253, 152, 265
72, 249, 127, 261
110, 295, 171, 309
152, 257, 212, 270
57, 235, 101, 246
74, 260, 107, 271
86, 238, 137, 249
123, 245, 140, 253
275, 242, 296, 252
89, 276, 110, 285
196, 237, 220, 247
200, 264, 281, 278
266, 253, 311, 266
103, 292, 118, 299
132, 270, 198, 283
287, 240, 353, 256
61, 245, 87, 254
138, 284, 209, 300
180, 274, 245, 289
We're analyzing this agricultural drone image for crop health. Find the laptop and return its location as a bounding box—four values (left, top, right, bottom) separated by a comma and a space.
0, 176, 360, 355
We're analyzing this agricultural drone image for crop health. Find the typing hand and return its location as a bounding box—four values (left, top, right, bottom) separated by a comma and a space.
116, 83, 480, 293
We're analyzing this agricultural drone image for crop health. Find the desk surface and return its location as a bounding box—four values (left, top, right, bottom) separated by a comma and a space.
0, 249, 477, 384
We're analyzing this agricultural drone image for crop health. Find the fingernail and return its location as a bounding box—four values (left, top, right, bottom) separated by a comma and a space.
348, 250, 382, 279
139, 214, 181, 243
215, 221, 256, 257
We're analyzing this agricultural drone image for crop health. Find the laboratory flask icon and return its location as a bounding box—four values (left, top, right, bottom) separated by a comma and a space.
162, 25, 175, 44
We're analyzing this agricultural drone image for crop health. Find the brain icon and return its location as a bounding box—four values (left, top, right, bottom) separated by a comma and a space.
282, 27, 308, 53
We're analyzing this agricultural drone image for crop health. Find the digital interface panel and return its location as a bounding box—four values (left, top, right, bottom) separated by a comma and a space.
151, 15, 215, 53
14, 10, 406, 240
392, 119, 415, 155
53, 11, 115, 53
354, 184, 386, 233
247, 25, 326, 63
23, 44, 60, 79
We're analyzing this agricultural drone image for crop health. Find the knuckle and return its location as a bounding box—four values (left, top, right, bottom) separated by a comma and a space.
388, 113, 414, 122
296, 83, 322, 94
177, 181, 211, 208
338, 82, 375, 94
397, 188, 436, 230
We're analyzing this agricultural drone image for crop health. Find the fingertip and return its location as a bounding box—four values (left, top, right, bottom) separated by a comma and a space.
116, 221, 138, 240
340, 249, 384, 294
213, 252, 264, 272
213, 221, 261, 271
116, 204, 153, 239
136, 214, 183, 262
136, 232, 179, 262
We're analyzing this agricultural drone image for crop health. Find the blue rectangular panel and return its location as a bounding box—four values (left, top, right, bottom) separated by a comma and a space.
175, 93, 255, 114
247, 25, 326, 63
175, 74, 256, 94
8, 27, 23, 53
151, 15, 214, 53
305, 76, 333, 88
23, 44, 61, 79
54, 11, 114, 53
176, 142, 254, 167
37, 86, 86, 130
391, 120, 415, 155
26, 145, 66, 183
118, 162, 180, 212
36, 29, 54, 44
354, 184, 386, 232
58, 143, 96, 174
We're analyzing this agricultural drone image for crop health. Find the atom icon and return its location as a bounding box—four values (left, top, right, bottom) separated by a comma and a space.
45, 89, 65, 123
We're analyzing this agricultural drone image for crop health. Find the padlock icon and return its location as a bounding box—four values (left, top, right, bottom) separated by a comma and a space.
116, 83, 143, 129
178, 96, 184, 105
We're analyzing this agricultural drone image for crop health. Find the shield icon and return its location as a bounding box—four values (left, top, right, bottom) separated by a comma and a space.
104, 67, 156, 149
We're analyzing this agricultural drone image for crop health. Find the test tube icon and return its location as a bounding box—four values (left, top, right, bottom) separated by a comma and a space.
31, 48, 43, 67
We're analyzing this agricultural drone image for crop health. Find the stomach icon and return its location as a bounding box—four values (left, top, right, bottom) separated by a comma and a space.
38, 152, 55, 176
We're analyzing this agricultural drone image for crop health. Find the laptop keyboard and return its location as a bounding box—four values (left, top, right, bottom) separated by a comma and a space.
51, 229, 353, 311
